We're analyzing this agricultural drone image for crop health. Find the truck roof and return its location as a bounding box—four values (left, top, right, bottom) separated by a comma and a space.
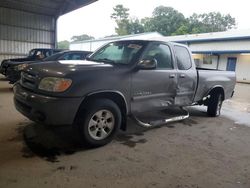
117, 38, 189, 48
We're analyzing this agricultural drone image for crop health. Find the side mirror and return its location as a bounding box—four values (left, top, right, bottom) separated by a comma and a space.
137, 59, 157, 70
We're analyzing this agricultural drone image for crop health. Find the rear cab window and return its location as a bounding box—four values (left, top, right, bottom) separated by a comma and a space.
174, 45, 192, 70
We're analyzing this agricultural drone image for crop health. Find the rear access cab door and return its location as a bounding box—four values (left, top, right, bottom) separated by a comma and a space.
131, 42, 178, 113
173, 45, 197, 106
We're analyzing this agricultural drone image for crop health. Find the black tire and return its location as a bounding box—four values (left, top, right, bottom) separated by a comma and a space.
207, 93, 223, 117
76, 99, 121, 147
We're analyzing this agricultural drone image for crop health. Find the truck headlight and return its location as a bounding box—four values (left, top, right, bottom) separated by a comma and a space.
15, 64, 28, 71
38, 77, 72, 92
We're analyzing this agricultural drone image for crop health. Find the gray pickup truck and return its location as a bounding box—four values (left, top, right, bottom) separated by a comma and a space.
13, 39, 236, 147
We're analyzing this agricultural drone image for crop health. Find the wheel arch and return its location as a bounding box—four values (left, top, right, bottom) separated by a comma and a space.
75, 90, 128, 131
202, 85, 225, 106
207, 85, 225, 100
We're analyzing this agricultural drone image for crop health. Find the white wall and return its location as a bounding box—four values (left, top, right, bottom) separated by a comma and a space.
192, 54, 218, 69
193, 53, 250, 83
70, 40, 116, 51
189, 40, 250, 52
236, 54, 250, 83
70, 32, 163, 52
212, 54, 250, 83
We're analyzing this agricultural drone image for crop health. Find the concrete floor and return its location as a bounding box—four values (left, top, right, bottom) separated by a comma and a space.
0, 75, 250, 188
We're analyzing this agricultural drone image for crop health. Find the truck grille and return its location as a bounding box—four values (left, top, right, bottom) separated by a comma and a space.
20, 71, 37, 90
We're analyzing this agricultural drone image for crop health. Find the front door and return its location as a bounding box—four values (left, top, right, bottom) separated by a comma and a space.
131, 42, 177, 113
227, 57, 237, 71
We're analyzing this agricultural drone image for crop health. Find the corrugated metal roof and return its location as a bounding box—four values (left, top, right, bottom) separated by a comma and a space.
153, 29, 250, 43
0, 0, 97, 17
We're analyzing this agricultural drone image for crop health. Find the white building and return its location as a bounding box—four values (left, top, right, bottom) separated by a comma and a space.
70, 32, 163, 52
70, 30, 250, 83
154, 29, 250, 83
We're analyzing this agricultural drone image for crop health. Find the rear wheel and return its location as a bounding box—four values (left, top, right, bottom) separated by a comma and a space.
76, 99, 121, 147
207, 93, 223, 117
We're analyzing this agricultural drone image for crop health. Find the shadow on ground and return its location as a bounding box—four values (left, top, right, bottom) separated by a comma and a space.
0, 77, 8, 81
0, 87, 12, 93
21, 123, 84, 162
19, 107, 207, 162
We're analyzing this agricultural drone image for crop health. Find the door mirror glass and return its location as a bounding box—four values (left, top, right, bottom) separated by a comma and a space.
137, 59, 157, 70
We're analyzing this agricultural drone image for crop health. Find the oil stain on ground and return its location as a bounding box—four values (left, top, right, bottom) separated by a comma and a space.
115, 133, 147, 148
21, 124, 83, 162
181, 119, 198, 127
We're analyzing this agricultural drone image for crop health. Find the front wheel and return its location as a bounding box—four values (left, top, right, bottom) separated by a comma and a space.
76, 99, 121, 147
207, 93, 223, 117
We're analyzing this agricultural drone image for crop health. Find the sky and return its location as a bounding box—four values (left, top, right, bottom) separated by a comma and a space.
57, 0, 250, 41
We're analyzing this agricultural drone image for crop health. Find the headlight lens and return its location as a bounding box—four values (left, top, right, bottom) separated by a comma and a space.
15, 64, 28, 71
38, 77, 72, 92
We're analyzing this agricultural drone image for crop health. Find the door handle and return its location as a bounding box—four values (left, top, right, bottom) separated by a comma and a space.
180, 74, 186, 78
169, 74, 176, 78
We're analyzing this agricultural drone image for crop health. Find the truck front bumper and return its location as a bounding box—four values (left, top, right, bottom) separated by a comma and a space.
0, 65, 7, 75
13, 83, 82, 125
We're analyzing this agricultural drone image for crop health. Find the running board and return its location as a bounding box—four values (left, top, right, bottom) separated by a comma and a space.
131, 107, 189, 128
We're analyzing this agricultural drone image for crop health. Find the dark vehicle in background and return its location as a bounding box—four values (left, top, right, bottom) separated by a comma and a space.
13, 39, 236, 147
5, 50, 92, 83
0, 48, 63, 76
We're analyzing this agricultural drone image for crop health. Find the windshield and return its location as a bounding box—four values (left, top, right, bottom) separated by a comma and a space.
89, 41, 145, 65
28, 49, 48, 59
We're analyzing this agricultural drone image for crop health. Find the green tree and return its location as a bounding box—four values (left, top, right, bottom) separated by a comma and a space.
111, 4, 130, 35
187, 12, 236, 33
71, 34, 94, 42
127, 18, 145, 34
172, 25, 189, 35
143, 6, 186, 36
57, 40, 69, 49
110, 5, 236, 37
111, 4, 129, 21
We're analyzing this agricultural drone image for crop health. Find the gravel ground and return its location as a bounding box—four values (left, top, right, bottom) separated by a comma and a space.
0, 75, 250, 188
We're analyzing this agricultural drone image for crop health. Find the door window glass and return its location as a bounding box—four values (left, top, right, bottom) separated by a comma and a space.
142, 43, 173, 69
174, 46, 192, 70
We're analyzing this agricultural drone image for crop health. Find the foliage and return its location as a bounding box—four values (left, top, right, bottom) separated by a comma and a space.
144, 6, 186, 36
71, 34, 95, 42
111, 4, 237, 36
127, 18, 145, 34
111, 4, 129, 21
111, 4, 130, 35
187, 12, 236, 33
57, 40, 69, 49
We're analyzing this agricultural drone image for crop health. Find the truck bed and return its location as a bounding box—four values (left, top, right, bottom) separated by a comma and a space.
194, 68, 236, 102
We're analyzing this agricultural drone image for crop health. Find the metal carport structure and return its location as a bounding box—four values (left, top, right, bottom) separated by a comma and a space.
0, 0, 97, 62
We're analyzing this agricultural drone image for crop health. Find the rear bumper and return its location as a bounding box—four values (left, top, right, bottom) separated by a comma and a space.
13, 83, 82, 125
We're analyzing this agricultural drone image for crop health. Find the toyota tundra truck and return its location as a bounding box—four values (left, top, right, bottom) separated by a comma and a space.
13, 39, 236, 147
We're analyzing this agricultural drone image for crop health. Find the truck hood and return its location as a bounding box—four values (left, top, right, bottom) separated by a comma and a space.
25, 60, 113, 77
